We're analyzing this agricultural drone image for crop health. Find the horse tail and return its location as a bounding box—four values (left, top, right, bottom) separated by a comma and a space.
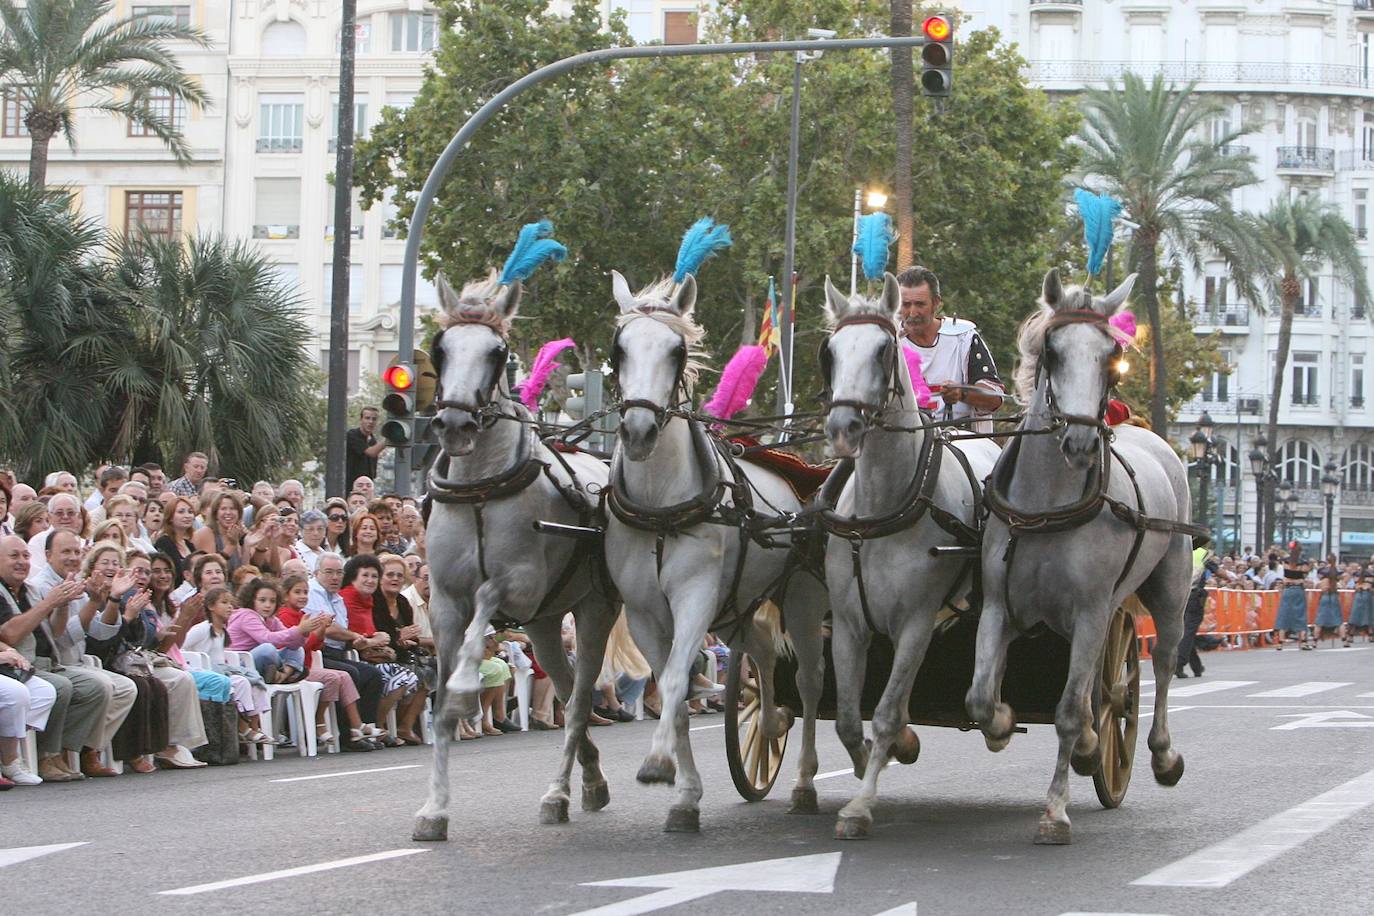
753, 599, 794, 661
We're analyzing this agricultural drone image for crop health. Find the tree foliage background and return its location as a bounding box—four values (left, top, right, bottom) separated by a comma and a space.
355, 0, 1082, 404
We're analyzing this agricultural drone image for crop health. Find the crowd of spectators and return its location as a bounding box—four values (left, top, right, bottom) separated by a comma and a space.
0, 407, 660, 791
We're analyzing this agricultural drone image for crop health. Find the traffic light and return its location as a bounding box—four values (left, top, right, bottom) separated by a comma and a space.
380, 362, 416, 445
920, 15, 953, 99
564, 369, 603, 422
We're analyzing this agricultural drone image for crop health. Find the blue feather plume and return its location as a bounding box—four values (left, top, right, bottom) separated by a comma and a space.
499, 220, 568, 286
853, 212, 895, 281
1074, 189, 1122, 276
673, 217, 733, 283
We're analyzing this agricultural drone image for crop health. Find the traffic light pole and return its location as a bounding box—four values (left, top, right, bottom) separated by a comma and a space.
395, 35, 930, 461
325, 0, 357, 499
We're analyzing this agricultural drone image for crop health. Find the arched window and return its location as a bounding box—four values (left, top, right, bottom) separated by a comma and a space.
1296, 109, 1318, 150
1208, 438, 1242, 487
1277, 439, 1323, 489
261, 21, 307, 56
1344, 442, 1374, 492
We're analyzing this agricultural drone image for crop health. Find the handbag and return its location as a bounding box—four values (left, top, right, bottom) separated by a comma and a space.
0, 662, 34, 683
111, 648, 155, 677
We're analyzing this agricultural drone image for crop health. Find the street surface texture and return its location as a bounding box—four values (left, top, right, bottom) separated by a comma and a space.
4, 645, 1374, 915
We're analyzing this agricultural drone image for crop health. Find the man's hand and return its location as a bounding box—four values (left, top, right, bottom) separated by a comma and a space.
47, 575, 86, 609
0, 647, 29, 669
940, 385, 965, 406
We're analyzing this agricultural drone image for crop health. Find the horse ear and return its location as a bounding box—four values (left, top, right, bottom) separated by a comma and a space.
1099, 272, 1138, 316
880, 271, 901, 319
611, 270, 636, 313
490, 280, 522, 318
436, 273, 461, 315
1042, 268, 1063, 309
823, 275, 849, 321
669, 273, 697, 315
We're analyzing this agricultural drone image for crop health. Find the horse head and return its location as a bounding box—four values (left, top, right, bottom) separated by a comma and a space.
429, 272, 521, 457
1032, 268, 1136, 470
820, 272, 903, 458
609, 270, 702, 462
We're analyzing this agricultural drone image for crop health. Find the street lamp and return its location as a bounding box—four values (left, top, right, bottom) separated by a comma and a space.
1249, 432, 1269, 550
850, 186, 889, 295
1321, 459, 1341, 559
1276, 478, 1296, 546
1190, 412, 1218, 542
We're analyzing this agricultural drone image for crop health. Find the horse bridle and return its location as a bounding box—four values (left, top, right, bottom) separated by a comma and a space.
1035, 308, 1123, 433
818, 313, 904, 422
609, 308, 690, 430
430, 315, 511, 429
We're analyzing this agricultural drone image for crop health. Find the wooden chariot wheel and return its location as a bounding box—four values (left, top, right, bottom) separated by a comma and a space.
1091, 605, 1140, 809
724, 651, 790, 801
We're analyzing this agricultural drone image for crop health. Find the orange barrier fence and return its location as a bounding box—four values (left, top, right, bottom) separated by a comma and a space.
1132, 588, 1366, 658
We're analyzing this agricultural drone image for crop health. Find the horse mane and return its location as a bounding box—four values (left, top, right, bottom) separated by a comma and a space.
434, 269, 514, 335
616, 275, 710, 385
1012, 283, 1097, 402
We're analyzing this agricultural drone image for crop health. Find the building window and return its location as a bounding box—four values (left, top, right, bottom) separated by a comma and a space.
1345, 443, 1374, 491
322, 263, 365, 312
324, 185, 363, 241
380, 191, 404, 240
261, 21, 306, 56
663, 11, 697, 45
613, 1, 657, 43
125, 190, 183, 239
2, 88, 30, 138
1278, 440, 1323, 489
131, 4, 190, 27
1291, 351, 1319, 406
1205, 438, 1241, 487
1204, 275, 1228, 307
1203, 350, 1232, 403
253, 177, 301, 239
127, 90, 186, 136
1353, 354, 1366, 408
1296, 112, 1318, 151
390, 11, 438, 52
1209, 114, 1233, 146
1295, 277, 1319, 316
338, 17, 372, 55
318, 349, 361, 395
258, 94, 304, 153
329, 97, 368, 153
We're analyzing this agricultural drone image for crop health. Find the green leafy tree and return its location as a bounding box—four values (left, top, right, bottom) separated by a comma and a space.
0, 0, 210, 186
1249, 195, 1369, 546
1077, 73, 1263, 433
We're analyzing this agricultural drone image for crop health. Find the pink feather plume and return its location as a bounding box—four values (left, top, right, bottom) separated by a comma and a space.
704, 345, 768, 420
902, 347, 936, 410
517, 337, 576, 409
1108, 310, 1138, 347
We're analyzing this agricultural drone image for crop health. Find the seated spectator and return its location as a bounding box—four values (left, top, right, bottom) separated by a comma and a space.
352, 476, 376, 503
477, 627, 516, 736
227, 577, 321, 683
229, 563, 261, 594
191, 491, 249, 574
398, 504, 424, 554
296, 510, 330, 573
338, 555, 420, 746
0, 643, 59, 786
349, 513, 381, 558
154, 496, 198, 581
347, 492, 368, 514
373, 554, 431, 744
323, 499, 351, 555
369, 501, 408, 556
183, 587, 273, 746
105, 495, 155, 554
242, 507, 289, 575
307, 554, 391, 748
275, 574, 377, 751
140, 497, 164, 546
594, 613, 652, 723
273, 507, 302, 565
27, 493, 84, 574
13, 503, 49, 542
277, 479, 305, 513
91, 518, 129, 549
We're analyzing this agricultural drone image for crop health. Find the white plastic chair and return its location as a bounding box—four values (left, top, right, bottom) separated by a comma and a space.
308, 650, 340, 754
512, 668, 533, 731
224, 650, 312, 760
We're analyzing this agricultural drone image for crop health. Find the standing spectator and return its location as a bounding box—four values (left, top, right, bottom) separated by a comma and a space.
47, 472, 79, 496
84, 466, 129, 513
351, 475, 377, 505
323, 499, 351, 556
155, 497, 198, 580
167, 452, 210, 498
139, 464, 167, 500
347, 408, 388, 492
307, 554, 390, 747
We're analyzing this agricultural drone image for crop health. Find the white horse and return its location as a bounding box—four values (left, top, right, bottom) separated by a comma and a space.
818, 274, 999, 839
966, 270, 1193, 844
603, 270, 828, 832
413, 273, 618, 841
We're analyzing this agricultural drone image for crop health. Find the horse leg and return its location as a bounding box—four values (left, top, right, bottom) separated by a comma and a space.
665, 698, 703, 832
836, 620, 934, 840
779, 576, 827, 815
966, 584, 1017, 752
1037, 607, 1107, 845
636, 580, 718, 792
413, 607, 465, 841
571, 601, 617, 813
441, 581, 500, 731
1135, 549, 1190, 787
526, 616, 577, 824
830, 583, 873, 781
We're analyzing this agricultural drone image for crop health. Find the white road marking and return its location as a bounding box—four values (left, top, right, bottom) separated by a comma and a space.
1132, 768, 1374, 888
1143, 680, 1255, 698
1272, 710, 1374, 730
871, 903, 918, 915
1060, 912, 1171, 916
1359, 692, 1374, 698
575, 852, 841, 916
159, 849, 429, 896
1138, 706, 1194, 720
1248, 681, 1352, 698
0, 842, 88, 868
814, 767, 856, 781
269, 764, 420, 783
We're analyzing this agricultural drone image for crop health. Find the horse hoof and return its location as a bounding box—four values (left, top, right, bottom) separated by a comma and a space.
834, 815, 872, 840
892, 728, 921, 765
582, 780, 611, 812
983, 733, 1011, 753
412, 816, 449, 842
788, 787, 819, 815
1071, 749, 1101, 777
1034, 818, 1071, 845
1152, 751, 1185, 787
539, 797, 570, 825
636, 755, 677, 786
664, 806, 700, 833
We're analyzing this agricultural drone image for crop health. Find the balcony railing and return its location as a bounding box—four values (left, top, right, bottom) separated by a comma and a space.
1218, 144, 1250, 157
1029, 0, 1082, 6
1352, 396, 1366, 409
1277, 146, 1335, 172
251, 224, 299, 240
256, 137, 303, 153
1291, 393, 1320, 407
1344, 488, 1374, 506
1028, 60, 1374, 91
1195, 304, 1249, 327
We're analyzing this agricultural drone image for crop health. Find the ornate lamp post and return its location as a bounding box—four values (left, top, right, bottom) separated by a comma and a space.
1190, 411, 1218, 542
1276, 479, 1297, 546
1249, 431, 1270, 552
1321, 459, 1341, 559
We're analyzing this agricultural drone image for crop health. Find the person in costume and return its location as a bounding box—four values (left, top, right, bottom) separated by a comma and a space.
1274, 542, 1312, 650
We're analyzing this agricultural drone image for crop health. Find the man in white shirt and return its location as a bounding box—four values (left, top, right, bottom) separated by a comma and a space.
306, 554, 385, 729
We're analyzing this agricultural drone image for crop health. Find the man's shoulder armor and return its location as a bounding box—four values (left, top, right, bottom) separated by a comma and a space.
938, 317, 979, 337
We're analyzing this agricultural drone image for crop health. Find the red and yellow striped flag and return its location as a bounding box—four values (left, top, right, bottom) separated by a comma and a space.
758, 276, 780, 356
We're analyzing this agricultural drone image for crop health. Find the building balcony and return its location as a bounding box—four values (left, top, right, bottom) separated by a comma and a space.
1357, 0, 1374, 17
1276, 146, 1335, 175
1029, 0, 1082, 10
252, 224, 299, 240
1218, 144, 1250, 158
1290, 393, 1320, 407
1351, 396, 1366, 409
1345, 488, 1374, 506
256, 137, 303, 154
1194, 304, 1250, 330
324, 225, 364, 241
1340, 150, 1374, 171
1027, 60, 1374, 92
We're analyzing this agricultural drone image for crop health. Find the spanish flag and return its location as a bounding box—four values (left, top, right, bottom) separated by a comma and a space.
758, 276, 780, 357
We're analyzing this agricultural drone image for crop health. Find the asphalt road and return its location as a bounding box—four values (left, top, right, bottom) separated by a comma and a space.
5, 643, 1374, 916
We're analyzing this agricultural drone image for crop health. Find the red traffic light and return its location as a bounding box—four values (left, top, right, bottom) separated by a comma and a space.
922, 16, 951, 42
383, 364, 415, 390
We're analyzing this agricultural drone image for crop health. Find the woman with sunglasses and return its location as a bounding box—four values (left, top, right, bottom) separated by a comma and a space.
322, 498, 351, 556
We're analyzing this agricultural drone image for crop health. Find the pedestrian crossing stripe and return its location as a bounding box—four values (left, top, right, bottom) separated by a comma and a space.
1249, 682, 1354, 698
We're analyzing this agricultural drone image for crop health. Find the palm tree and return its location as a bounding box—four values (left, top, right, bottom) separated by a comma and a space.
890, 0, 914, 267
0, 0, 210, 187
97, 233, 318, 483
1250, 195, 1370, 547
1077, 73, 1263, 432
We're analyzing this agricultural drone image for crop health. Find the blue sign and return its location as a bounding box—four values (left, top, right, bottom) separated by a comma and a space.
1342, 532, 1374, 546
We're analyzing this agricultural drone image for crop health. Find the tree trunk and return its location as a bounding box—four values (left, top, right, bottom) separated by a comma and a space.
891, 0, 914, 267
1133, 231, 1168, 433
1264, 274, 1301, 548
26, 127, 54, 188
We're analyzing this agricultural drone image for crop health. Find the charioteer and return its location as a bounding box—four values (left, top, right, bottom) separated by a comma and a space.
894, 266, 1006, 431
